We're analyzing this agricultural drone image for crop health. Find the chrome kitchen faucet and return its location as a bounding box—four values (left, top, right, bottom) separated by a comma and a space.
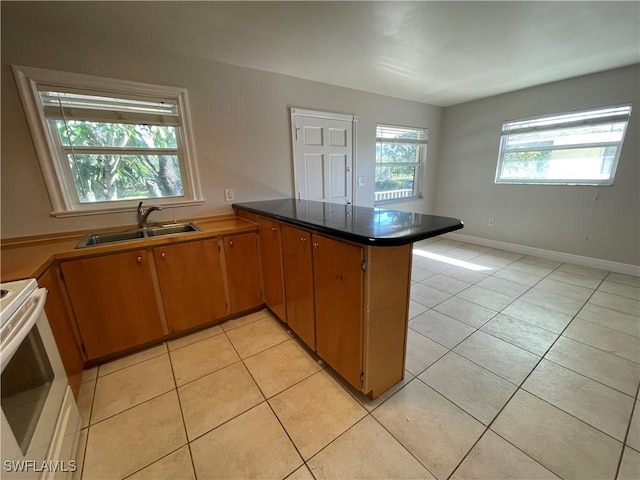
137, 201, 163, 229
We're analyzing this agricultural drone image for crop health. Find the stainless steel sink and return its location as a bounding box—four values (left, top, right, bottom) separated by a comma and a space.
78, 230, 146, 247
147, 223, 199, 236
76, 223, 199, 248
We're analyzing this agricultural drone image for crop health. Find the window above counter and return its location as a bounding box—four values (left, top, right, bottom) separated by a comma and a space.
12, 66, 203, 217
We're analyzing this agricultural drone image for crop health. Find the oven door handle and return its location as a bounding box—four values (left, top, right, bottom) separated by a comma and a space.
1, 287, 48, 371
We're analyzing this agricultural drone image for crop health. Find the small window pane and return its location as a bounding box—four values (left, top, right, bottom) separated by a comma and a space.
55, 120, 178, 149
375, 165, 416, 200
501, 147, 618, 181
505, 123, 627, 150
376, 143, 420, 163
68, 154, 183, 203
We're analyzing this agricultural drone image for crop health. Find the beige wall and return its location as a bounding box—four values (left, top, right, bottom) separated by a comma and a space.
435, 65, 640, 265
1, 9, 441, 238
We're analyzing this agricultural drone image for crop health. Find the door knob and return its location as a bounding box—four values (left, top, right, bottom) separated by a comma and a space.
161, 252, 166, 259
136, 256, 142, 263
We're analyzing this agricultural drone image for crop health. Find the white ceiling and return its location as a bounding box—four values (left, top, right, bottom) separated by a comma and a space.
5, 1, 640, 106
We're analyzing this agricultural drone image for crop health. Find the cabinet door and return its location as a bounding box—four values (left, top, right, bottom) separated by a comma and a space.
281, 225, 315, 349
61, 250, 164, 360
154, 239, 227, 333
257, 217, 287, 321
312, 234, 364, 389
223, 232, 263, 314
38, 266, 84, 398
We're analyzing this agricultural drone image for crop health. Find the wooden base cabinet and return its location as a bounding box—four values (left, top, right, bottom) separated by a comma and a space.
38, 266, 84, 398
361, 244, 413, 398
312, 234, 364, 390
257, 217, 287, 321
257, 219, 413, 399
154, 239, 227, 332
223, 232, 263, 314
60, 250, 165, 360
281, 225, 316, 349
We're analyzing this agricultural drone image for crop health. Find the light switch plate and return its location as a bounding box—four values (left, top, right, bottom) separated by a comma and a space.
358, 177, 365, 187
224, 189, 234, 202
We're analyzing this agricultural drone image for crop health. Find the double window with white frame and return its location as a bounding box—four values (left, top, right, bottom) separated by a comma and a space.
12, 66, 203, 216
495, 104, 632, 185
375, 124, 427, 204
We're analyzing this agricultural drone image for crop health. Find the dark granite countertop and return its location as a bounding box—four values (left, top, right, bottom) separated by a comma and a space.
233, 198, 464, 246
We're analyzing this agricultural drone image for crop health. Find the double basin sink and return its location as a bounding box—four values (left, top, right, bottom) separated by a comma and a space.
76, 223, 200, 248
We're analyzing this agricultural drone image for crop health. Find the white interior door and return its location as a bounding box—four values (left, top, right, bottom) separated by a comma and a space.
291, 108, 355, 205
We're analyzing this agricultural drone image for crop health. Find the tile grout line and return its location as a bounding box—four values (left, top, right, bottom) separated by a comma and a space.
367, 411, 441, 480
164, 343, 198, 480
243, 351, 336, 480
614, 380, 640, 480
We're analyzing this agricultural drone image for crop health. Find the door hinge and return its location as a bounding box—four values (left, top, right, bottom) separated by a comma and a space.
80, 343, 87, 358
361, 260, 366, 271
360, 372, 365, 385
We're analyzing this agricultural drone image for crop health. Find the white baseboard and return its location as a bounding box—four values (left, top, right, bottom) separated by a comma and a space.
442, 233, 640, 277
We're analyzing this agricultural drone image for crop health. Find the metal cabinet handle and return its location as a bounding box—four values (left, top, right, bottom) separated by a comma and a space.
271, 227, 277, 231
161, 252, 166, 259
229, 240, 234, 247
300, 237, 307, 243
136, 256, 142, 263
313, 242, 319, 248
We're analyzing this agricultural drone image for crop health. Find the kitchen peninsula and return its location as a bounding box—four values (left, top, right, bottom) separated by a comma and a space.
234, 199, 463, 398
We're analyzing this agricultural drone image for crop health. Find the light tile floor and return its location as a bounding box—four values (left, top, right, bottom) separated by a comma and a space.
74, 238, 640, 480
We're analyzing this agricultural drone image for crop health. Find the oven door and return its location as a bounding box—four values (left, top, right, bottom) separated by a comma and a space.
1, 287, 68, 478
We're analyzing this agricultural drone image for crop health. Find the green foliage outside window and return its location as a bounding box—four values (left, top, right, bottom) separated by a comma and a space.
375, 142, 419, 192
55, 120, 183, 203
501, 150, 552, 179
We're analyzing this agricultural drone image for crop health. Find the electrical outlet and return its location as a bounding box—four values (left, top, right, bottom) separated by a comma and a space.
224, 189, 234, 202
488, 218, 495, 227
358, 177, 365, 187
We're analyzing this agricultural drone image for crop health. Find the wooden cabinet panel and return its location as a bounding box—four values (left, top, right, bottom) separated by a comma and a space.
363, 245, 412, 398
154, 239, 227, 333
281, 225, 316, 349
223, 232, 262, 314
313, 234, 364, 389
257, 217, 287, 321
61, 250, 164, 360
38, 266, 84, 398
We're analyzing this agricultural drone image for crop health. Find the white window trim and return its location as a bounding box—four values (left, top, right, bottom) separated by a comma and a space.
495, 104, 632, 186
374, 123, 427, 205
12, 65, 203, 217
